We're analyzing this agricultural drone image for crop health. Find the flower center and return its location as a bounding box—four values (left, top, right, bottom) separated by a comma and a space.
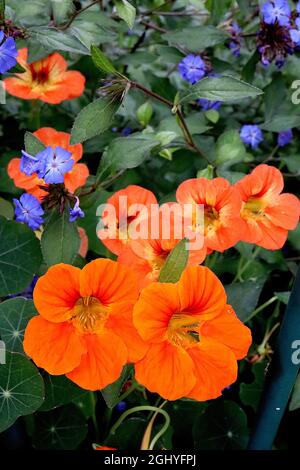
167, 313, 200, 349
242, 197, 266, 219
72, 296, 109, 333
30, 65, 50, 86
192, 205, 220, 235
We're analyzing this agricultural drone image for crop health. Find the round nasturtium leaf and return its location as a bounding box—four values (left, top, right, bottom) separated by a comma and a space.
32, 404, 88, 450
0, 352, 45, 433
193, 400, 249, 450
0, 217, 42, 297
0, 298, 37, 354
39, 375, 89, 412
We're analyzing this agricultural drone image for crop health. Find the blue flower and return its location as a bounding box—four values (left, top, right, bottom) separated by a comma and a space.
240, 125, 264, 149
228, 22, 242, 57
297, 1, 300, 14
277, 129, 293, 147
290, 18, 300, 46
39, 146, 74, 184
178, 54, 206, 84
69, 197, 84, 223
116, 401, 127, 412
198, 98, 222, 111
0, 31, 18, 74
13, 193, 44, 230
261, 0, 291, 27
20, 150, 41, 176
121, 127, 132, 137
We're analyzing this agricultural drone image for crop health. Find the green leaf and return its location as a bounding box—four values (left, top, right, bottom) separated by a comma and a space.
40, 375, 88, 412
8, 63, 26, 73
0, 197, 14, 219
51, 0, 74, 24
70, 97, 121, 144
158, 239, 189, 283
179, 76, 263, 105
41, 210, 80, 267
100, 134, 159, 174
29, 27, 90, 55
216, 130, 247, 166
24, 131, 46, 155
0, 298, 37, 354
101, 365, 132, 409
72, 392, 96, 419
225, 278, 266, 322
206, 0, 234, 24
260, 114, 300, 132
91, 44, 121, 76
193, 400, 249, 450
114, 0, 136, 29
0, 352, 44, 433
0, 217, 42, 297
0, 0, 5, 21
240, 362, 267, 411
33, 404, 87, 449
79, 189, 112, 256
164, 26, 229, 52
289, 374, 300, 411
137, 102, 153, 127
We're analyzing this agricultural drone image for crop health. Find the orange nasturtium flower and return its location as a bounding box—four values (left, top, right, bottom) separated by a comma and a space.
118, 203, 207, 290
98, 185, 158, 256
8, 127, 89, 200
235, 164, 300, 249
133, 266, 251, 401
23, 259, 147, 391
4, 48, 85, 104
176, 177, 243, 252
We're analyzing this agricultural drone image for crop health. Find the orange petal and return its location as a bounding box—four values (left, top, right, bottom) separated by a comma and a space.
66, 331, 127, 391
265, 193, 300, 230
134, 342, 196, 401
80, 259, 138, 305
64, 163, 89, 193
24, 316, 85, 375
178, 266, 227, 320
60, 71, 86, 100
33, 264, 81, 322
78, 227, 88, 258
254, 219, 288, 250
200, 305, 252, 360
236, 164, 284, 201
106, 302, 148, 362
187, 338, 237, 401
133, 282, 180, 342
4, 77, 41, 100
7, 158, 43, 191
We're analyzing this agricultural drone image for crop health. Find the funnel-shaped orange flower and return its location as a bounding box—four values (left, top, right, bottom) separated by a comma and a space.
24, 259, 147, 391
133, 266, 251, 401
176, 177, 243, 252
98, 185, 158, 256
235, 164, 300, 249
8, 127, 89, 200
118, 203, 207, 289
4, 48, 85, 104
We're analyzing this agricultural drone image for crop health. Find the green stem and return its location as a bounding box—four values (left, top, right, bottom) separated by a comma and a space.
109, 405, 170, 444
233, 246, 262, 283
90, 392, 100, 440
246, 296, 278, 323
248, 265, 300, 449
116, 382, 139, 403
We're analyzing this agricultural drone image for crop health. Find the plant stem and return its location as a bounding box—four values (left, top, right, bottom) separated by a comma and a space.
246, 296, 278, 323
109, 405, 170, 442
130, 81, 211, 164
233, 246, 262, 282
57, 0, 99, 30
248, 266, 300, 449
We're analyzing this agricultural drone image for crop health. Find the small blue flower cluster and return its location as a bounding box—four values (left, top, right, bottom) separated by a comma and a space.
258, 0, 300, 66
20, 146, 74, 184
0, 31, 18, 74
14, 146, 85, 230
240, 125, 293, 149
